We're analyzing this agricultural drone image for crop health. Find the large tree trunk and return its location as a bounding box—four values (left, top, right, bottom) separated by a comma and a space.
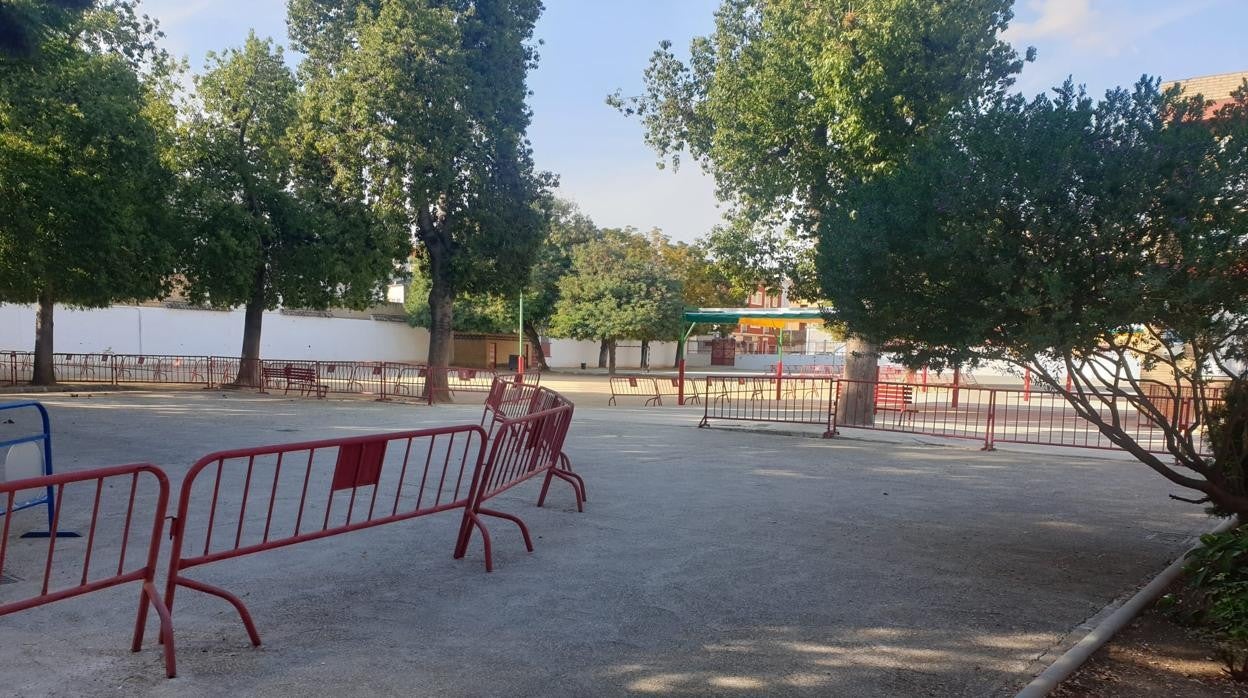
233, 264, 267, 388
608, 340, 617, 375
598, 339, 608, 369
424, 243, 454, 403
838, 336, 879, 426
523, 321, 548, 371
31, 289, 55, 386
640, 339, 650, 370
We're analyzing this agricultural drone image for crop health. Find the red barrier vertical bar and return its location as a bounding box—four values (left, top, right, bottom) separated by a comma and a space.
40, 484, 65, 594
80, 479, 104, 584
117, 472, 138, 574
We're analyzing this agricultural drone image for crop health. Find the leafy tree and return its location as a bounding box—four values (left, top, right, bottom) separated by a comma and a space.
651, 231, 737, 366
519, 199, 599, 369
0, 0, 178, 384
290, 0, 552, 400
822, 78, 1248, 518
405, 270, 514, 335
703, 218, 817, 302
176, 33, 405, 386
612, 0, 1031, 422
550, 230, 684, 373
0, 0, 94, 59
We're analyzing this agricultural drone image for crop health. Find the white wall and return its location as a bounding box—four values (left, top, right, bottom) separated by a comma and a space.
0, 304, 429, 362
544, 339, 679, 369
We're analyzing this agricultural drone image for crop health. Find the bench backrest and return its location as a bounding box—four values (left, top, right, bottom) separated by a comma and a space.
285, 366, 318, 381
875, 384, 914, 408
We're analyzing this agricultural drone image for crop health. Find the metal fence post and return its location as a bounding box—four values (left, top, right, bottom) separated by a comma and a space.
982, 389, 997, 451
823, 379, 839, 438
110, 354, 119, 386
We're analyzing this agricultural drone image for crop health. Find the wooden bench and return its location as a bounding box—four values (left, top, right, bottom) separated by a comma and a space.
874, 384, 917, 425
262, 364, 327, 398
608, 376, 661, 406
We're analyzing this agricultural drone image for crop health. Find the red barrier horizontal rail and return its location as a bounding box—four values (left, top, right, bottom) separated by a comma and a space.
165, 425, 489, 652
0, 463, 174, 677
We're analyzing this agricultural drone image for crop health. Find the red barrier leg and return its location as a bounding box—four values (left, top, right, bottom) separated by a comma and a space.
171, 576, 261, 647
559, 452, 585, 501
133, 581, 177, 677
455, 512, 494, 572
476, 507, 534, 553
537, 468, 585, 512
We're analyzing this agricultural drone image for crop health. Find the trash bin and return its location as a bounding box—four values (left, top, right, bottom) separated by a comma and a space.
507, 354, 520, 371
580, 362, 587, 370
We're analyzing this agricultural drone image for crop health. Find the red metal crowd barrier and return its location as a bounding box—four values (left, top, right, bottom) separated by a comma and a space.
699, 375, 836, 437
455, 392, 581, 572
0, 463, 175, 677
164, 425, 489, 650
833, 380, 997, 449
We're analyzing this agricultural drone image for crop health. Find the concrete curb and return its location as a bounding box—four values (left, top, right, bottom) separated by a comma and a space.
1015, 515, 1240, 697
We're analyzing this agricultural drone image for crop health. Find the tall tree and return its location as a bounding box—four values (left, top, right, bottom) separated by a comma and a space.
822, 78, 1248, 518
612, 0, 1030, 422
0, 0, 178, 384
176, 33, 405, 386
549, 230, 684, 374
290, 0, 552, 400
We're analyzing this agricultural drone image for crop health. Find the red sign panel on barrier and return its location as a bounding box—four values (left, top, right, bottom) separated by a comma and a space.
331, 440, 387, 491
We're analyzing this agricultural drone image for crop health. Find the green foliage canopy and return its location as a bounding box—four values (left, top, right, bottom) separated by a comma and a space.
0, 0, 177, 309
550, 230, 685, 344
822, 78, 1248, 516
176, 32, 403, 313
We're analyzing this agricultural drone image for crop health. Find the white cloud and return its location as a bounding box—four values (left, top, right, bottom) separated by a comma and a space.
1006, 0, 1223, 57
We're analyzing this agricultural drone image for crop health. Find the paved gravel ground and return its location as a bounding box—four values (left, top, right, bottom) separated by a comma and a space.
0, 389, 1217, 697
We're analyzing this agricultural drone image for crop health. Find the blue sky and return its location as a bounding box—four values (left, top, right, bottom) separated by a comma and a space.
141, 0, 1247, 242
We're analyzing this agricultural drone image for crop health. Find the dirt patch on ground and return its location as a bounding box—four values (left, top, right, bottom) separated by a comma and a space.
1054, 592, 1248, 697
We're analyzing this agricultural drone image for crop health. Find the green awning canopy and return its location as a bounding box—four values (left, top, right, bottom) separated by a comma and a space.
682, 307, 825, 327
